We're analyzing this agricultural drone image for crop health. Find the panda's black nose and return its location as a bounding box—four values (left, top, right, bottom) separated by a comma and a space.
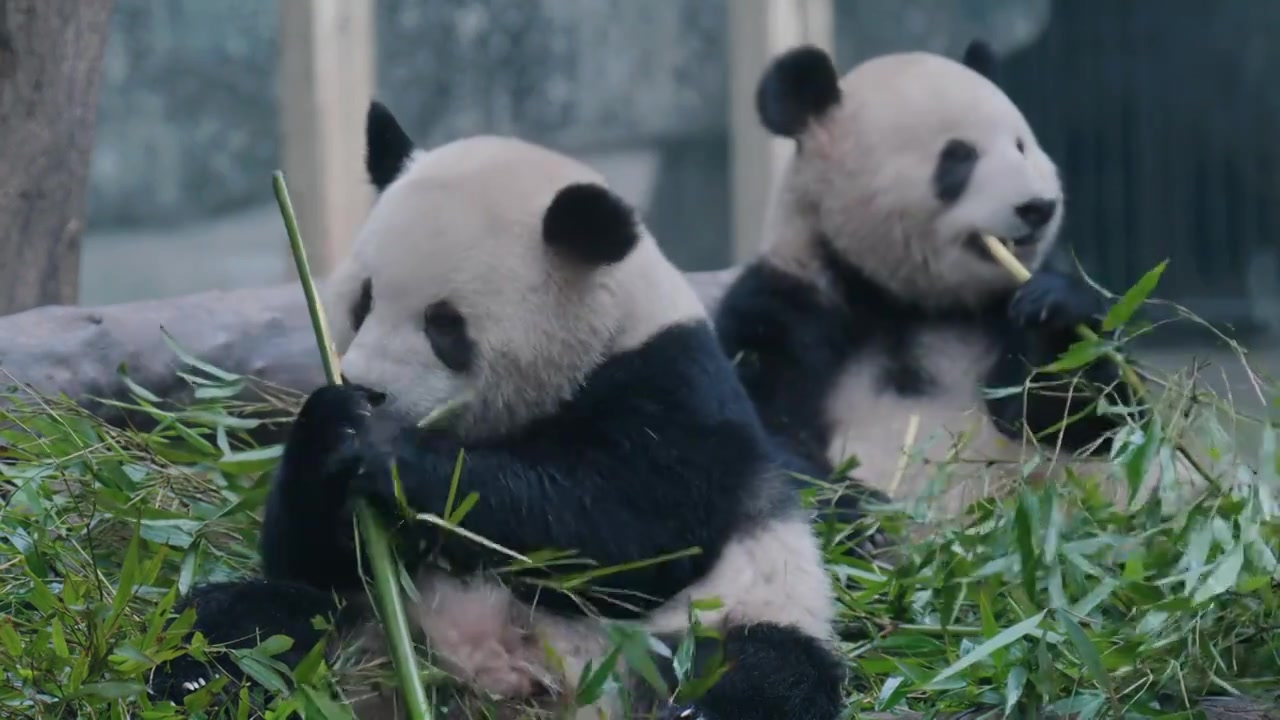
1016, 198, 1057, 230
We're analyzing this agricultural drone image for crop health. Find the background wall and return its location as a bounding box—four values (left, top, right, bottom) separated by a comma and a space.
80, 0, 1048, 302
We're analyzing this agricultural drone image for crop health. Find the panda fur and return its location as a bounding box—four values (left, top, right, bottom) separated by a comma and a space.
148, 101, 847, 720
714, 41, 1150, 520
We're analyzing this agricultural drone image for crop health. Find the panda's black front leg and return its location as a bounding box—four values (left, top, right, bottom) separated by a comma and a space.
150, 384, 389, 706
260, 383, 389, 593
985, 269, 1135, 454
346, 420, 755, 618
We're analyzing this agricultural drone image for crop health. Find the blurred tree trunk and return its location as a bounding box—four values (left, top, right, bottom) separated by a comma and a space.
0, 0, 115, 316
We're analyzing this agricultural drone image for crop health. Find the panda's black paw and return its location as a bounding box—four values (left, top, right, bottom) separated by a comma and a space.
1009, 271, 1104, 332
292, 383, 385, 478
172, 672, 220, 698
151, 666, 264, 715
658, 702, 717, 720
296, 383, 384, 433
147, 655, 227, 706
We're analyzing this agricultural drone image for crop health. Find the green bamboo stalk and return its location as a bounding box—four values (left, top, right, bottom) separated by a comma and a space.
272, 171, 432, 720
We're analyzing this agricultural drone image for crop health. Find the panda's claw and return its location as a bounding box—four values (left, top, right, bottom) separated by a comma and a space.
179, 672, 220, 694
659, 703, 713, 720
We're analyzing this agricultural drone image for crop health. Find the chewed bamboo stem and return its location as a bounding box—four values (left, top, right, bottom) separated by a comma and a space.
273, 171, 433, 720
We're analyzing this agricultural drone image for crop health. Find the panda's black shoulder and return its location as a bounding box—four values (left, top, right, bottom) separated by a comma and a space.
712, 260, 861, 464
715, 260, 849, 359
542, 317, 771, 456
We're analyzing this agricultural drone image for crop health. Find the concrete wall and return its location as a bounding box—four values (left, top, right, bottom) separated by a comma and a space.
81, 0, 1049, 303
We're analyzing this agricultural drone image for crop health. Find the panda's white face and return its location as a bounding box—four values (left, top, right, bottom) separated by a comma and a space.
323, 109, 705, 438
760, 47, 1063, 308
921, 62, 1063, 279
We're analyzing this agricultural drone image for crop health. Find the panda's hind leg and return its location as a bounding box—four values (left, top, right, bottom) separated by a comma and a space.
656, 622, 845, 720
148, 578, 344, 707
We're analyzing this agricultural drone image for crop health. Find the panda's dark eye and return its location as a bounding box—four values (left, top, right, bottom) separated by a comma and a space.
351, 277, 373, 332
423, 301, 474, 373
933, 139, 979, 204
1016, 138, 1026, 154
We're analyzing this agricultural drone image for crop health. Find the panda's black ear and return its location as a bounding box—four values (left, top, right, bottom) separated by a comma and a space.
961, 39, 998, 83
366, 101, 416, 193
756, 45, 841, 138
543, 183, 639, 267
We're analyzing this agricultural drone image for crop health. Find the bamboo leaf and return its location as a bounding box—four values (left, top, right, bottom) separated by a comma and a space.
923, 610, 1047, 689
1193, 545, 1245, 604
1102, 260, 1167, 331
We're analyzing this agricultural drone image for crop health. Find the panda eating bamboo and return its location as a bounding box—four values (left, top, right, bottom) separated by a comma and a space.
714, 41, 1141, 519
148, 101, 851, 720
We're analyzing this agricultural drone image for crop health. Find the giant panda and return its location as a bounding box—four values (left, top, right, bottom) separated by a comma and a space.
148, 101, 848, 720
713, 41, 1146, 521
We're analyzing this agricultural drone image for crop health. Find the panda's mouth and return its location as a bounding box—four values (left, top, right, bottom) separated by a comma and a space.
966, 232, 1036, 261
1006, 232, 1039, 248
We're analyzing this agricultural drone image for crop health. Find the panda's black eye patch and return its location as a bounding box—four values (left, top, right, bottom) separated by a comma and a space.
423, 301, 474, 373
933, 139, 979, 204
352, 277, 373, 331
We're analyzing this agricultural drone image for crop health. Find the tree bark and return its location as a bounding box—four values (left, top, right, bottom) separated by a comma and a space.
0, 0, 115, 315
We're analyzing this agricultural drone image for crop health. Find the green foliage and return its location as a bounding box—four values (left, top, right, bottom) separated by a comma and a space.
820, 263, 1280, 718
0, 262, 1276, 718
826, 474, 1280, 717
0, 358, 295, 718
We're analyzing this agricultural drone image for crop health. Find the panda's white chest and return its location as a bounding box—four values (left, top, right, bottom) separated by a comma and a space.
824, 327, 1033, 514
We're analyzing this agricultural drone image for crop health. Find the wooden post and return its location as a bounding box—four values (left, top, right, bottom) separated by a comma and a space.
727, 0, 833, 262
277, 0, 376, 278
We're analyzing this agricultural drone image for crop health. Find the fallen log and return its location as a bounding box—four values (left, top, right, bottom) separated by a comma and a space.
0, 268, 742, 423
